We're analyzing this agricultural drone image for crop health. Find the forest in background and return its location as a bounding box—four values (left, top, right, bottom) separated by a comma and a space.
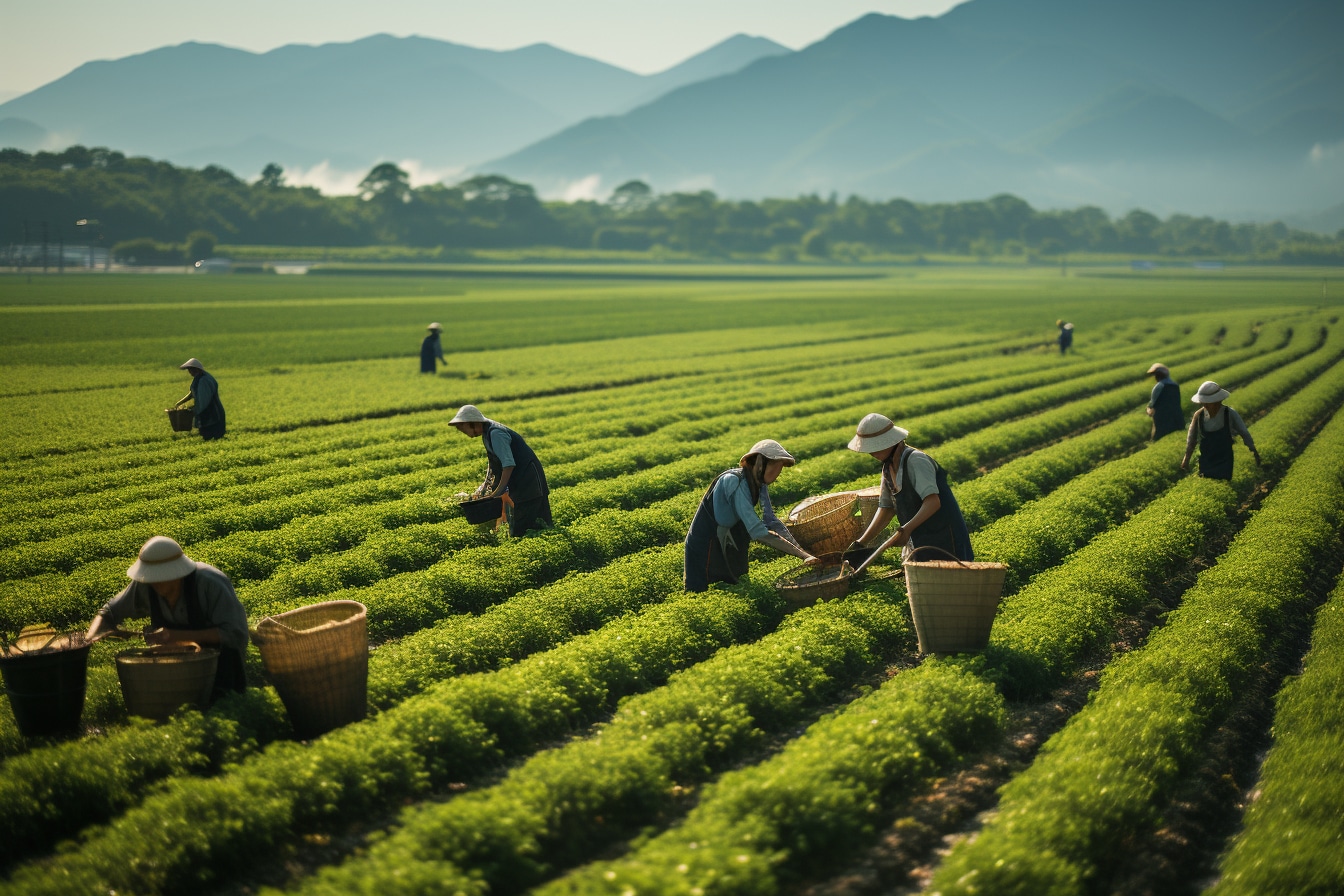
3, 146, 1343, 265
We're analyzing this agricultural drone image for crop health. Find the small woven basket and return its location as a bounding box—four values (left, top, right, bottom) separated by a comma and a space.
903, 546, 1008, 654
116, 644, 219, 721
166, 408, 194, 432
252, 600, 367, 739
786, 492, 867, 557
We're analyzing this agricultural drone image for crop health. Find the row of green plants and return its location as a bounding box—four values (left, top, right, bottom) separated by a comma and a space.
927, 368, 1344, 895
1207, 572, 1344, 896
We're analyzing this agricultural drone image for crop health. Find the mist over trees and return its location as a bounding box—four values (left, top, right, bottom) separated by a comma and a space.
2, 146, 1341, 264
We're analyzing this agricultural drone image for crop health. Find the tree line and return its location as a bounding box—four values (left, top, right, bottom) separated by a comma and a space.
2, 146, 1341, 263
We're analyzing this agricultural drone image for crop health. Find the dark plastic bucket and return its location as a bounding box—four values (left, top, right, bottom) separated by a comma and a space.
459, 496, 503, 525
0, 641, 92, 737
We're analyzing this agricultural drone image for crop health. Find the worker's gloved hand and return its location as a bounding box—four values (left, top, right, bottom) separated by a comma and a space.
843, 541, 874, 567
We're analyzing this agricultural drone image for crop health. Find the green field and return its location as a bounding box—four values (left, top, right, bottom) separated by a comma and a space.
0, 265, 1342, 895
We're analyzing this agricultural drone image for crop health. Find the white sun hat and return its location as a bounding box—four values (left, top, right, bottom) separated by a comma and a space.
449, 404, 487, 425
428, 322, 442, 330
847, 413, 909, 453
178, 358, 206, 372
1147, 363, 1169, 375
1191, 381, 1230, 404
127, 536, 197, 583
740, 439, 796, 467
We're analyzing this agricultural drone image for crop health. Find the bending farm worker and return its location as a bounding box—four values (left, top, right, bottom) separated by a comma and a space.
86, 536, 248, 699
449, 404, 553, 536
1146, 362, 1186, 441
421, 322, 445, 374
683, 439, 818, 593
174, 358, 226, 440
1181, 380, 1260, 480
1056, 319, 1074, 355
843, 413, 974, 565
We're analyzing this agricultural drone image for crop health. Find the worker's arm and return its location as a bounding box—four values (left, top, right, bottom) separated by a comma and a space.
1180, 412, 1200, 469
727, 477, 818, 565
174, 392, 193, 408
888, 494, 941, 547
759, 530, 818, 563
855, 506, 896, 546
487, 466, 515, 497
86, 581, 140, 641
145, 626, 222, 647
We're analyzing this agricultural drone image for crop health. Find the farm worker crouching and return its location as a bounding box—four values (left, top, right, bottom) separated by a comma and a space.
421, 322, 445, 374
683, 439, 819, 593
86, 536, 248, 699
1056, 319, 1074, 355
174, 358, 225, 440
843, 413, 974, 565
1181, 380, 1260, 481
1146, 362, 1186, 441
449, 404, 553, 536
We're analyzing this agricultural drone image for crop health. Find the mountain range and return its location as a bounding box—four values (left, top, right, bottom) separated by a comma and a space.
1, 0, 1342, 224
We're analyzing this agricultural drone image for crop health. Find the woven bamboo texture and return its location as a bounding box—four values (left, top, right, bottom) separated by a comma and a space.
787, 492, 866, 556
115, 645, 218, 721
252, 600, 367, 738
903, 558, 1008, 654
774, 554, 853, 608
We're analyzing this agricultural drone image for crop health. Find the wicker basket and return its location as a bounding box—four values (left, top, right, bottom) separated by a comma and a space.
903, 546, 1008, 654
786, 492, 867, 557
116, 644, 219, 721
166, 408, 194, 432
0, 630, 92, 737
252, 600, 367, 739
459, 496, 503, 525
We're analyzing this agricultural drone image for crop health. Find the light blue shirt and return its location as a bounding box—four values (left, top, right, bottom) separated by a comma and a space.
711, 471, 795, 543
488, 425, 515, 468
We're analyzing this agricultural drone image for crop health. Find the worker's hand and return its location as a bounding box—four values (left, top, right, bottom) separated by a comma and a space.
143, 627, 172, 646
890, 527, 911, 548
843, 542, 874, 566
802, 554, 822, 567
1145, 407, 1154, 417
1180, 458, 1189, 471
1253, 450, 1263, 467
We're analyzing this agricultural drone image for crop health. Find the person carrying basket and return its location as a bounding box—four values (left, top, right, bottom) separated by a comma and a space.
842, 413, 973, 566
683, 439, 819, 593
173, 358, 226, 440
1180, 380, 1260, 481
449, 404, 553, 536
421, 322, 446, 374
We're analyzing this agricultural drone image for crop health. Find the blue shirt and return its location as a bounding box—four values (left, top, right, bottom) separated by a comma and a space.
1149, 376, 1176, 406
711, 471, 795, 543
488, 425, 515, 468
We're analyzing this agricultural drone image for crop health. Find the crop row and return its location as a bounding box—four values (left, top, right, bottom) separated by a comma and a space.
927, 367, 1344, 895
1207, 572, 1344, 896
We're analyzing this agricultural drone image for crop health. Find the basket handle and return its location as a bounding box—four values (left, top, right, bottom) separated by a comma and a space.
903, 544, 972, 568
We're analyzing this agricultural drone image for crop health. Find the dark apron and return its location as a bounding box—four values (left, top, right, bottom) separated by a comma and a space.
1196, 407, 1235, 481
1151, 380, 1185, 441
192, 375, 226, 441
420, 334, 441, 373
483, 422, 552, 536
889, 447, 975, 561
684, 470, 752, 593
148, 570, 246, 699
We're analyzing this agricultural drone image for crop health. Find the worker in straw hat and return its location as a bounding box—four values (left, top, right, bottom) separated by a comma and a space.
173, 358, 226, 440
843, 414, 973, 565
449, 405, 552, 536
1146, 362, 1185, 441
683, 439, 819, 593
1056, 319, 1074, 355
1181, 380, 1260, 481
86, 536, 249, 699
421, 322, 446, 374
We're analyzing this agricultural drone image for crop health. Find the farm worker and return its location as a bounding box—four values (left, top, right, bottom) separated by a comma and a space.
421, 322, 445, 374
1056, 319, 1074, 355
173, 358, 226, 440
843, 413, 974, 565
683, 439, 819, 593
85, 536, 248, 699
1146, 363, 1185, 440
449, 405, 553, 536
1181, 380, 1260, 481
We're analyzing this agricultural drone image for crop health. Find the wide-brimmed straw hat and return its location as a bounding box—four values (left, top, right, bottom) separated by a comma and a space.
449, 404, 487, 425
847, 413, 908, 453
178, 358, 206, 372
1147, 363, 1169, 375
127, 536, 196, 583
428, 322, 442, 331
740, 439, 795, 467
1192, 381, 1230, 404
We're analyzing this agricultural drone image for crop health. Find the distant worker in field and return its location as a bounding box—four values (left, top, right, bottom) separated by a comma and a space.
173, 358, 226, 440
684, 439, 819, 593
449, 404, 552, 536
1146, 363, 1185, 440
1181, 380, 1261, 481
86, 536, 248, 699
1056, 319, 1074, 354
421, 322, 445, 374
843, 414, 974, 565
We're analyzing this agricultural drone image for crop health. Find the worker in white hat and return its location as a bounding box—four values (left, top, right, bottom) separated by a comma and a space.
1146, 363, 1185, 441
86, 536, 249, 698
172, 358, 226, 440
421, 323, 446, 374
1181, 381, 1259, 480
1057, 319, 1074, 355
684, 439, 818, 592
449, 405, 552, 536
843, 413, 973, 565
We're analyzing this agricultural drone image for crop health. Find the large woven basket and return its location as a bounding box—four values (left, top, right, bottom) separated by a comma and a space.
786, 492, 866, 557
903, 546, 1008, 654
166, 408, 194, 432
252, 600, 367, 739
774, 554, 853, 608
0, 630, 92, 737
116, 644, 219, 721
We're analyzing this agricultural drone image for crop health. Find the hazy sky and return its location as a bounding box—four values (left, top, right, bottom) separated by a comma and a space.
2, 0, 964, 96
